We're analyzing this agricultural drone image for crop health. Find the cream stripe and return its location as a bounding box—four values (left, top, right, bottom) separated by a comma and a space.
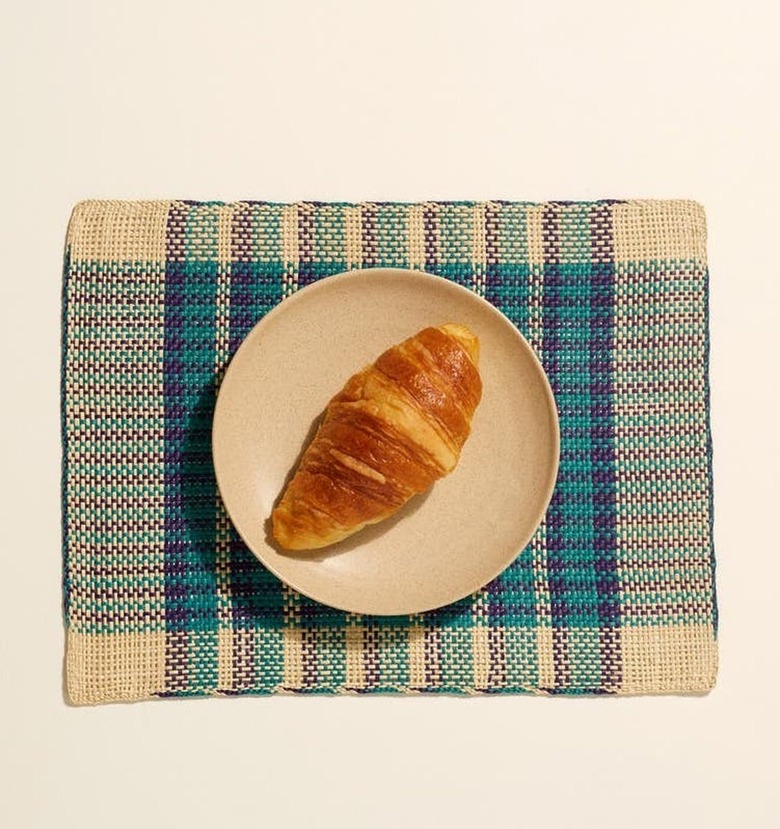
214, 206, 234, 689
471, 202, 486, 297
408, 623, 426, 688
280, 566, 303, 689
406, 204, 426, 270
526, 206, 553, 648
282, 627, 304, 690
536, 627, 555, 689
345, 622, 365, 690
470, 585, 490, 690
281, 203, 299, 297
469, 203, 491, 651
527, 205, 545, 266
471, 626, 490, 690
279, 204, 304, 688
216, 204, 233, 264
345, 205, 363, 269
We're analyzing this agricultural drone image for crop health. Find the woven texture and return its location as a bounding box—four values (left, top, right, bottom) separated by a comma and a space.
62, 199, 717, 704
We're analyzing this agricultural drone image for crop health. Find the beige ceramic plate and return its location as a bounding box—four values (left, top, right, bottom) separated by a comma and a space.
213, 269, 559, 615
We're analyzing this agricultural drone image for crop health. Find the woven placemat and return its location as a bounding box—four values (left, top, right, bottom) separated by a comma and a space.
62, 199, 717, 704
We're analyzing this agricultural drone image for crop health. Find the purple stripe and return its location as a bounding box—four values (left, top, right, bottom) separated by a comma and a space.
302, 628, 318, 689
424, 626, 441, 688
232, 202, 253, 263
227, 205, 265, 645
297, 203, 316, 288
231, 630, 254, 692
588, 203, 622, 692
361, 203, 378, 267
484, 202, 502, 304
423, 203, 438, 273
163, 202, 189, 691
551, 628, 569, 691
164, 631, 189, 693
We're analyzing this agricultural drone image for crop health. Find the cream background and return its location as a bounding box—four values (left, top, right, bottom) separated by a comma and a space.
1, 0, 777, 826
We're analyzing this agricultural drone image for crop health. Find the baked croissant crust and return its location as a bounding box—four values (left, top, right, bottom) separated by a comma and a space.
272, 323, 482, 550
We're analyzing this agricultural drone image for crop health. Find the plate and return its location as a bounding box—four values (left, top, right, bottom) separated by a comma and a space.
212, 268, 559, 615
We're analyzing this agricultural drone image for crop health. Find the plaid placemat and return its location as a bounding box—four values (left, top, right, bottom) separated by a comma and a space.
62, 199, 717, 704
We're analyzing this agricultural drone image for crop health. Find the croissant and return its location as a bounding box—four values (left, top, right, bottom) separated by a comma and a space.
272, 323, 483, 550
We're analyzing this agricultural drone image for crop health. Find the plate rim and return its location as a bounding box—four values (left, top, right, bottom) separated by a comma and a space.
212, 267, 560, 615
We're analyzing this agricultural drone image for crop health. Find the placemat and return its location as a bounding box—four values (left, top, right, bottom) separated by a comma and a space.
62, 199, 717, 704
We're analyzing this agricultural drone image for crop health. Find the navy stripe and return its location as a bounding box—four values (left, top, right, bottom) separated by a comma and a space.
228, 207, 271, 631
361, 203, 378, 268
302, 628, 318, 689
704, 261, 717, 633
163, 201, 191, 688
61, 245, 72, 621
227, 204, 291, 633
589, 204, 622, 691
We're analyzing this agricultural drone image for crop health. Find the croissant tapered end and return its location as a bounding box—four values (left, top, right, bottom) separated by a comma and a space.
271, 323, 482, 551
272, 502, 359, 551
439, 323, 480, 364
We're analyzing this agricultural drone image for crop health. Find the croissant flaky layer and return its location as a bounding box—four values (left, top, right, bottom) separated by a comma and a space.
272, 323, 482, 550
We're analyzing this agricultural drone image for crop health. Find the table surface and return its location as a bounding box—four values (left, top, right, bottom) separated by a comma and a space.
2, 1, 777, 827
